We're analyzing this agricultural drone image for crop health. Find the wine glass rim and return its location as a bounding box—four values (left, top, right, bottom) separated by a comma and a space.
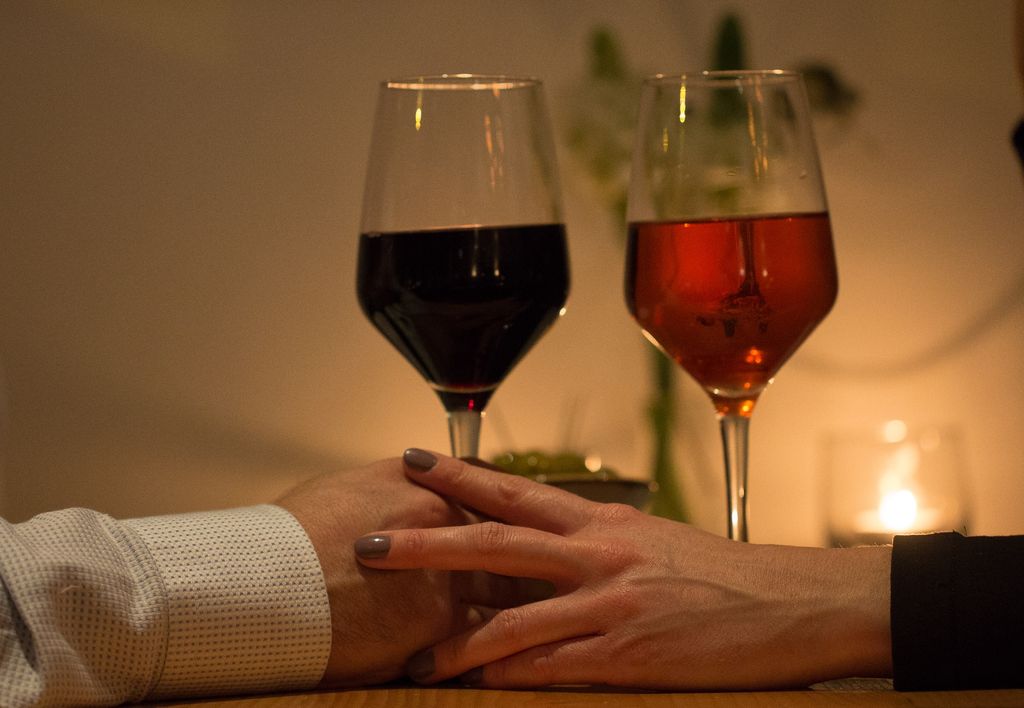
644, 69, 800, 85
384, 74, 542, 90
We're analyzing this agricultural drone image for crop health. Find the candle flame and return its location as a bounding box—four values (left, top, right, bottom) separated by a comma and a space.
879, 489, 918, 532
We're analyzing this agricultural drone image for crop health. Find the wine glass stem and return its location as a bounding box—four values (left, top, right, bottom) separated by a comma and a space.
447, 409, 482, 459
719, 413, 750, 542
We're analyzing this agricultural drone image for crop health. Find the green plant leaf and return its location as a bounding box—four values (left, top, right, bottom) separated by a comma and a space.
712, 13, 746, 71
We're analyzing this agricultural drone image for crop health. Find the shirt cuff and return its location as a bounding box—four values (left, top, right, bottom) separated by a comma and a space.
124, 505, 331, 699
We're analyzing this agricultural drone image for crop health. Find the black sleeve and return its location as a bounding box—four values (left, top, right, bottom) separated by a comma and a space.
1014, 119, 1024, 169
891, 531, 1024, 690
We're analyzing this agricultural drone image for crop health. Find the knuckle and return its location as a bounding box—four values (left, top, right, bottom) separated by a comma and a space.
490, 607, 526, 644
449, 457, 471, 483
475, 521, 512, 552
604, 579, 641, 616
593, 502, 640, 526
494, 473, 527, 506
583, 537, 638, 573
404, 529, 428, 554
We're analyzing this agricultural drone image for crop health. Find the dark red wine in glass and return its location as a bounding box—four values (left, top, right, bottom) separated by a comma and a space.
358, 75, 568, 457
357, 223, 569, 413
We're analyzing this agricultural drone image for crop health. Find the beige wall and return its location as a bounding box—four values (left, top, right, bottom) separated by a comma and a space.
2, 0, 1022, 544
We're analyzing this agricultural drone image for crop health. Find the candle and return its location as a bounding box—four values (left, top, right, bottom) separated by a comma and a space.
824, 421, 967, 548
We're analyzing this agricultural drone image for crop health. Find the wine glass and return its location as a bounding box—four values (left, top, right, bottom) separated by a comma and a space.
357, 75, 570, 459
625, 70, 838, 541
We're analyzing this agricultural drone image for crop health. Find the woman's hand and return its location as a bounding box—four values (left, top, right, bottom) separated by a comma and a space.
355, 449, 892, 690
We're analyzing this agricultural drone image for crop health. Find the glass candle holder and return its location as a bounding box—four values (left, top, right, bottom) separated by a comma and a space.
823, 420, 970, 547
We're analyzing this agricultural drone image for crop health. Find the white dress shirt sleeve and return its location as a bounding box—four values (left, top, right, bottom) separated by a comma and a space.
0, 504, 331, 707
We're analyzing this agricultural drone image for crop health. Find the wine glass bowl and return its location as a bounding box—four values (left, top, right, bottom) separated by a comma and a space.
357, 75, 569, 458
357, 223, 569, 414
625, 71, 837, 540
626, 213, 837, 417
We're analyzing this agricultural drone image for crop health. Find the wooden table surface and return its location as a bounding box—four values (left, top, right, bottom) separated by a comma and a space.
159, 685, 1024, 707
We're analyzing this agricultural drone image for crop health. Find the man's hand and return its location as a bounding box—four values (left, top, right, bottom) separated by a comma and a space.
276, 456, 483, 686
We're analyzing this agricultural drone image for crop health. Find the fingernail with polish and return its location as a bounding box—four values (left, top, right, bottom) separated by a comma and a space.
459, 667, 484, 686
406, 649, 435, 681
354, 535, 391, 559
404, 448, 438, 471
